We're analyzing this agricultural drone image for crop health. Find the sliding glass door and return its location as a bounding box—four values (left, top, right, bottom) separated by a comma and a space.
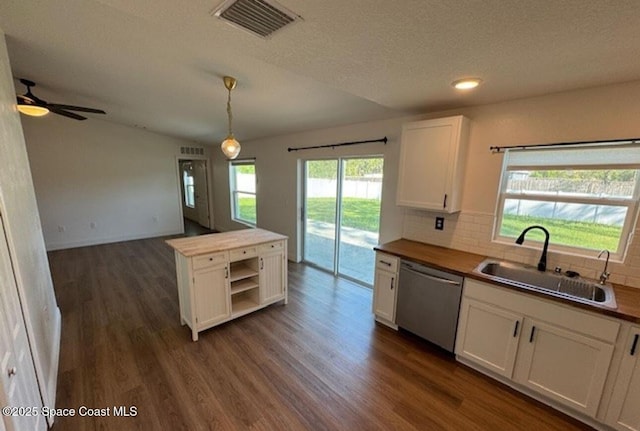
303, 157, 383, 285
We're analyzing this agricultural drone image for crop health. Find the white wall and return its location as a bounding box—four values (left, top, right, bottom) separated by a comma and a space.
211, 80, 640, 287
21, 115, 206, 250
0, 28, 60, 419
211, 117, 407, 261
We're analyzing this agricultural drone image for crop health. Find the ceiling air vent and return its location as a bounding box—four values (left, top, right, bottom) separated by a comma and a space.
211, 0, 301, 38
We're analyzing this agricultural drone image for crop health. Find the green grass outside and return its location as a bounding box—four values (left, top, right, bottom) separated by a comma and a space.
500, 214, 621, 252
305, 197, 381, 233
237, 197, 256, 224
238, 196, 381, 232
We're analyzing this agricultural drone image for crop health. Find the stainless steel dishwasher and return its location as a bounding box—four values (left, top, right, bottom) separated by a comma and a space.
396, 260, 463, 352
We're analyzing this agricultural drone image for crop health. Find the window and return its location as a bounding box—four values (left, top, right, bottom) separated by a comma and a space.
230, 159, 257, 226
494, 143, 640, 260
183, 166, 195, 208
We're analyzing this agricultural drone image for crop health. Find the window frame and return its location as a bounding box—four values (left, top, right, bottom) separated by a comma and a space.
493, 154, 640, 261
229, 159, 257, 227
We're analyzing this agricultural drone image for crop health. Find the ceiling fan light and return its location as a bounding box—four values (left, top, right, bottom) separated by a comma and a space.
221, 135, 241, 159
17, 104, 49, 117
452, 78, 482, 90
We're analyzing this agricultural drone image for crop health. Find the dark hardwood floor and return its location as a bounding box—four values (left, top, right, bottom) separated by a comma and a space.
48, 236, 595, 431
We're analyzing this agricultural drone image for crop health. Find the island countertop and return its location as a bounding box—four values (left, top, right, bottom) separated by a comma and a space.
166, 228, 287, 257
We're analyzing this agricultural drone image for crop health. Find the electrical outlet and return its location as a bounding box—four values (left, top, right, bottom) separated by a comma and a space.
152, 216, 159, 223
57, 225, 65, 233
90, 222, 96, 229
435, 217, 444, 230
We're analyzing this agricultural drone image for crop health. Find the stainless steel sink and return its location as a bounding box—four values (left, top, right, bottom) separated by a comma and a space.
474, 259, 617, 309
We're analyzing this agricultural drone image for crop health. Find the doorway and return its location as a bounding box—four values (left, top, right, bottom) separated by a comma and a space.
178, 159, 211, 233
303, 157, 384, 286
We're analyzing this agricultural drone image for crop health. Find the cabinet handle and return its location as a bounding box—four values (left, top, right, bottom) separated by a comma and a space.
379, 260, 392, 267
631, 334, 639, 356
209, 257, 213, 261
225, 267, 228, 279
260, 258, 264, 270
529, 326, 536, 343
390, 277, 394, 290
513, 321, 520, 338
443, 194, 448, 209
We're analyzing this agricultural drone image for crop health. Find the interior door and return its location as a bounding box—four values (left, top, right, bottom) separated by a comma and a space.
0, 214, 45, 431
193, 160, 210, 228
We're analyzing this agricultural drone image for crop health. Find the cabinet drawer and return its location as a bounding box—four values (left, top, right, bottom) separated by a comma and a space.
230, 246, 258, 262
375, 253, 399, 273
193, 252, 227, 271
259, 241, 284, 254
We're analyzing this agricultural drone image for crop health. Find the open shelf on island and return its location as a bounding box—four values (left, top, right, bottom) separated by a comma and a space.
231, 289, 260, 317
230, 261, 259, 282
231, 278, 259, 295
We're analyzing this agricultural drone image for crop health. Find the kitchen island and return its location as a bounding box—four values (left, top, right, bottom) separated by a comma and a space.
166, 228, 288, 341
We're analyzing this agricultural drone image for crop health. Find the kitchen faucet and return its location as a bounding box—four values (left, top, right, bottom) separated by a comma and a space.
515, 225, 550, 272
598, 249, 611, 284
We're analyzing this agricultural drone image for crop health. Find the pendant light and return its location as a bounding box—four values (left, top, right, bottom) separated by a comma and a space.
221, 76, 241, 159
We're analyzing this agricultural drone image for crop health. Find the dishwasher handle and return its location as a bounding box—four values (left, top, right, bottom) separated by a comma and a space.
401, 266, 461, 286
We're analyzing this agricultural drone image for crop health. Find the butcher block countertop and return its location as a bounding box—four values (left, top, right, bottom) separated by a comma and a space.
375, 238, 640, 323
166, 228, 287, 257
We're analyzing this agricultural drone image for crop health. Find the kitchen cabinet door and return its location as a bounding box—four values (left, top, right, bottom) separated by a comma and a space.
373, 268, 397, 324
606, 326, 640, 431
193, 264, 230, 338
455, 298, 522, 378
259, 249, 286, 304
514, 319, 614, 417
396, 116, 469, 212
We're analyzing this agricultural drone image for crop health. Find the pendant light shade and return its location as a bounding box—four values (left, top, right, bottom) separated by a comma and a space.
221, 135, 241, 159
221, 76, 241, 159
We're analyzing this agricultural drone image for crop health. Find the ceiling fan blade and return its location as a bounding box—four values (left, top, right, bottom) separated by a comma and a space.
47, 103, 106, 114
48, 107, 87, 121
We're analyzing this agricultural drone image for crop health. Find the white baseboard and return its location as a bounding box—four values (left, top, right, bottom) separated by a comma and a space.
45, 229, 183, 251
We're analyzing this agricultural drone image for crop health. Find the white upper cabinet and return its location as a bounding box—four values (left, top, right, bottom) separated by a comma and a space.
396, 115, 470, 212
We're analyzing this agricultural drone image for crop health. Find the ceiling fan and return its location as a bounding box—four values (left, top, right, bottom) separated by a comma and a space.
16, 78, 106, 120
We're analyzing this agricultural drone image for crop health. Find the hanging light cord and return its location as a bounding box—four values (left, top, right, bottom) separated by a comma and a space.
227, 87, 233, 136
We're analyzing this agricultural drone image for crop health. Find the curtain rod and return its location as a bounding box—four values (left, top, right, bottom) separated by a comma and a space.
490, 138, 640, 153
288, 137, 388, 152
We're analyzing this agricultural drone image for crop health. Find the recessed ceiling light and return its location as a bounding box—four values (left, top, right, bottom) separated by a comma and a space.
452, 78, 482, 90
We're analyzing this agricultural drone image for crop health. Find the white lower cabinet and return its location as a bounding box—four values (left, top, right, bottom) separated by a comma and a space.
194, 263, 231, 330
513, 319, 613, 417
456, 298, 522, 378
372, 253, 399, 327
456, 278, 619, 421
606, 326, 640, 431
259, 246, 287, 305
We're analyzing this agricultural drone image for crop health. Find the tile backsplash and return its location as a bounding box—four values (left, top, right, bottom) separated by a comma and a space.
402, 209, 640, 289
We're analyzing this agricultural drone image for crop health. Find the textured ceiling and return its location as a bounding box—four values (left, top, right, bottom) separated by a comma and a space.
1, 0, 640, 144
